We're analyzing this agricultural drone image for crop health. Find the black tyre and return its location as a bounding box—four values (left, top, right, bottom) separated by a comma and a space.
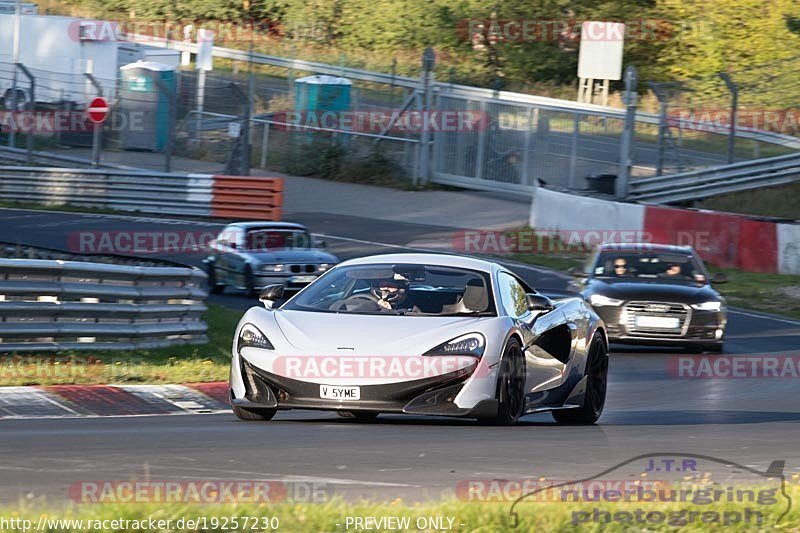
487, 337, 525, 426
337, 411, 379, 421
552, 332, 608, 424
207, 263, 224, 294
232, 404, 277, 421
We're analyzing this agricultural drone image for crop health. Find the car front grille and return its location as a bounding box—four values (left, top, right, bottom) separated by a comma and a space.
624, 301, 691, 338
289, 264, 317, 274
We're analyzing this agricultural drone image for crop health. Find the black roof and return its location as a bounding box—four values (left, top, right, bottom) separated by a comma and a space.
597, 242, 694, 253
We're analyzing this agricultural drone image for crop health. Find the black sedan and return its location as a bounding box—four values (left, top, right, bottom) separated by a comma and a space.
568, 243, 727, 352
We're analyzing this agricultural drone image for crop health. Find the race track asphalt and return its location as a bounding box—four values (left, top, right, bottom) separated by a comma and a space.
1, 207, 799, 506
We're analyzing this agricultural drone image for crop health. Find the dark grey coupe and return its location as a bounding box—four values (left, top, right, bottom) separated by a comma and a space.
204, 222, 339, 297
568, 243, 728, 352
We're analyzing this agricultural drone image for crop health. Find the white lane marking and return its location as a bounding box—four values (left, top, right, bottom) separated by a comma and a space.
142, 466, 420, 487
0, 207, 224, 227
728, 308, 800, 327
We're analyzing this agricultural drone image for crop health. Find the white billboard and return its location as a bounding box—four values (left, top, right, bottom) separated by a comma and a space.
577, 21, 624, 81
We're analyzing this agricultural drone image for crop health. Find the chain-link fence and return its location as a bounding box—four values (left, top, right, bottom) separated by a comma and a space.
3, 48, 799, 196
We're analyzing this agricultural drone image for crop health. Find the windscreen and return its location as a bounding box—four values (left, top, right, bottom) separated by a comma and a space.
245, 229, 312, 251
594, 251, 706, 282
283, 263, 495, 316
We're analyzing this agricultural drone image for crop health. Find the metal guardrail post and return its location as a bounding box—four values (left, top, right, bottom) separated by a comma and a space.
719, 73, 738, 165
618, 66, 638, 199
84, 73, 104, 168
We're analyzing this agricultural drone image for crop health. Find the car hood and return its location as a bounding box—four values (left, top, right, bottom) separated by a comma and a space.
273, 309, 492, 356
243, 249, 337, 264
589, 279, 721, 304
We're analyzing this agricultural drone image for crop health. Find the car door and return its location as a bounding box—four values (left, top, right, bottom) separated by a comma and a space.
214, 225, 243, 285
497, 272, 575, 403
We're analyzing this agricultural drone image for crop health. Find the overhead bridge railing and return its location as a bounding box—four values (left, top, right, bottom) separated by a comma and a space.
0, 166, 284, 220
0, 243, 208, 352
628, 153, 800, 204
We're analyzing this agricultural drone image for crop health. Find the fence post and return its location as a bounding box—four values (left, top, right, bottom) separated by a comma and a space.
569, 114, 579, 188
260, 122, 270, 168
617, 65, 638, 199
521, 106, 532, 186
15, 63, 34, 164
719, 73, 738, 164
419, 47, 436, 185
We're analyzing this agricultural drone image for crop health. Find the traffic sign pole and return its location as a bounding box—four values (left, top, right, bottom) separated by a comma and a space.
86, 96, 109, 168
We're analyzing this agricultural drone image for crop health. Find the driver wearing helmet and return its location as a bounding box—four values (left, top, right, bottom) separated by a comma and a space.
372, 273, 415, 311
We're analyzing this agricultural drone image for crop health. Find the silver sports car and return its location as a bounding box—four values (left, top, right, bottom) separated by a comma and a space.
230, 253, 608, 425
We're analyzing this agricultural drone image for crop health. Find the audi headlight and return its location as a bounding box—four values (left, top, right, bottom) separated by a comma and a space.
691, 301, 723, 312
238, 323, 274, 351
589, 294, 624, 307
424, 333, 485, 357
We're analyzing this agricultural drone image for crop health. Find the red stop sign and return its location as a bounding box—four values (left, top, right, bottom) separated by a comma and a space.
87, 97, 109, 124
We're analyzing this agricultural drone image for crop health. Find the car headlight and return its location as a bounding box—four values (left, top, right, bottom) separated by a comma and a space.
260, 264, 285, 273
589, 294, 624, 307
238, 323, 274, 351
691, 301, 723, 312
424, 333, 485, 357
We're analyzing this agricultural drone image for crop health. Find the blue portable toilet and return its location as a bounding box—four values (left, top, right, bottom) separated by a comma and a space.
119, 61, 176, 151
295, 75, 352, 115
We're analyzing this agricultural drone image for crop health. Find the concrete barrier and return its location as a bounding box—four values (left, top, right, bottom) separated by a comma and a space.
529, 187, 799, 274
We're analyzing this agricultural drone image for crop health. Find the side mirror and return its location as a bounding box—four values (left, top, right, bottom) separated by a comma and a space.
526, 293, 554, 312
229, 242, 237, 250
711, 272, 728, 284
259, 284, 284, 308
567, 266, 587, 278
315, 238, 327, 249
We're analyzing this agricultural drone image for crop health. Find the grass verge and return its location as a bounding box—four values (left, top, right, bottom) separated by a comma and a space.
1, 304, 241, 386
698, 181, 800, 221
3, 483, 800, 532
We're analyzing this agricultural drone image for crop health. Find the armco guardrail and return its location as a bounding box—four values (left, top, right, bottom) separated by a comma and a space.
0, 166, 284, 219
629, 153, 800, 204
0, 243, 208, 352
0, 145, 137, 170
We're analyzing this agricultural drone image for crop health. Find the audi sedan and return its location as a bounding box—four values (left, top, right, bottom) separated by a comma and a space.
204, 222, 339, 297
568, 243, 727, 352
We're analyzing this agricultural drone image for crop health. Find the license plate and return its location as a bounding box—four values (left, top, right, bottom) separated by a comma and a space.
320, 385, 361, 400
636, 316, 680, 329
290, 275, 317, 283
